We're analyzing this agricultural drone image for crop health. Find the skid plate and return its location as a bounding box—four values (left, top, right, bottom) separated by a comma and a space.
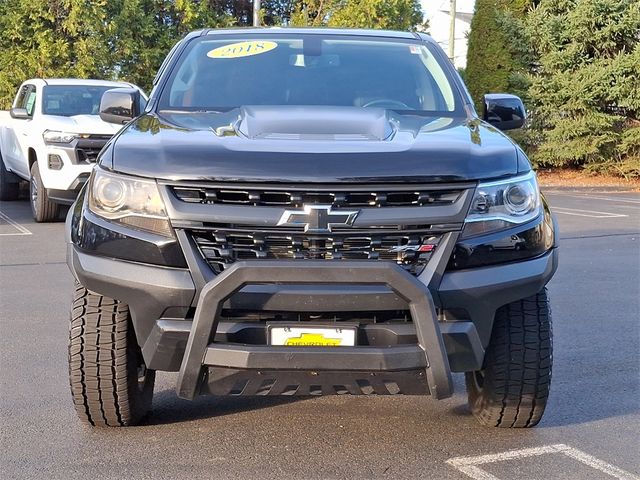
203, 368, 430, 396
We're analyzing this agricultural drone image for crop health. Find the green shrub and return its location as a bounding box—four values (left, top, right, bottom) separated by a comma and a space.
524, 0, 640, 176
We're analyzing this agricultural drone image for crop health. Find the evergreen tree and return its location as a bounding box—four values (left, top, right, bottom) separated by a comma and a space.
524, 0, 640, 176
465, 0, 533, 112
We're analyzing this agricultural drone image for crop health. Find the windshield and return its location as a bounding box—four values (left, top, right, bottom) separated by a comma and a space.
42, 85, 114, 116
160, 35, 461, 114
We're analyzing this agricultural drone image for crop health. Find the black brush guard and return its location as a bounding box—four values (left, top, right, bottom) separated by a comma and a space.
176, 260, 454, 400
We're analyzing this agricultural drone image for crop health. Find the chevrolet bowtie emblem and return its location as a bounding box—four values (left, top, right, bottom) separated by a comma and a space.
277, 205, 360, 233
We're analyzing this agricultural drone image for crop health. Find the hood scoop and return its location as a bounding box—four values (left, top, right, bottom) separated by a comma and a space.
235, 106, 395, 141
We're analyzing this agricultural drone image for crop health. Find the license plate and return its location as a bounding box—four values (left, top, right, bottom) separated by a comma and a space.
269, 325, 356, 347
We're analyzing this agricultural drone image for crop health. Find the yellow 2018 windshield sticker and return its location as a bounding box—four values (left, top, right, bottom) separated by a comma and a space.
207, 41, 278, 59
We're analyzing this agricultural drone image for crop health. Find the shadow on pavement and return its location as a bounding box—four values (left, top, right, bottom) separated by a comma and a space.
146, 388, 312, 426
0, 197, 67, 223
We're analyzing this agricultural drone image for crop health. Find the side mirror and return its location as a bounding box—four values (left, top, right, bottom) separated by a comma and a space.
483, 94, 526, 131
10, 107, 30, 119
99, 88, 143, 125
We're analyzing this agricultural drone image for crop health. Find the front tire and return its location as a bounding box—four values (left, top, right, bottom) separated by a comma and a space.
68, 282, 155, 427
466, 289, 552, 428
30, 162, 59, 222
0, 153, 19, 201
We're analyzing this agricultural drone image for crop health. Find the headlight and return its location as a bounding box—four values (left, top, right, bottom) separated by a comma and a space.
462, 171, 541, 238
42, 130, 78, 144
88, 168, 173, 237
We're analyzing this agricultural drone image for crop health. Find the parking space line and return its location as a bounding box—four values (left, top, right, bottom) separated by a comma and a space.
446, 444, 640, 480
546, 193, 640, 205
553, 206, 628, 218
0, 211, 32, 236
561, 446, 640, 480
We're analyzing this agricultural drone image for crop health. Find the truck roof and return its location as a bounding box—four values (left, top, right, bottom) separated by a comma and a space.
22, 78, 134, 88
201, 27, 434, 43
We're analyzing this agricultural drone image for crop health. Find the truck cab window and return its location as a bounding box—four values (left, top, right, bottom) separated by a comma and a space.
25, 89, 37, 116
14, 84, 36, 116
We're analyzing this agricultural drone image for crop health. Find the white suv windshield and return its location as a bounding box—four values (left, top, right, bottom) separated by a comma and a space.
42, 85, 113, 116
160, 35, 461, 114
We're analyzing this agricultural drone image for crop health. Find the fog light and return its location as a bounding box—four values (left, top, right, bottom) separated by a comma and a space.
48, 154, 63, 170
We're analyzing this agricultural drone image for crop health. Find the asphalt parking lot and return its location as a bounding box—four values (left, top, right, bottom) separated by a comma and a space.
1, 188, 638, 480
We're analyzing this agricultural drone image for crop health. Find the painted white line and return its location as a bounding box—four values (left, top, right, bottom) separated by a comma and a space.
448, 444, 567, 467
447, 444, 640, 480
553, 206, 628, 218
562, 447, 640, 480
0, 211, 32, 235
450, 465, 500, 480
547, 193, 640, 205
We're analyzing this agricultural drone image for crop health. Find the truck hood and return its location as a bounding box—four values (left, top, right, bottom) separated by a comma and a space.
45, 114, 122, 135
106, 106, 521, 183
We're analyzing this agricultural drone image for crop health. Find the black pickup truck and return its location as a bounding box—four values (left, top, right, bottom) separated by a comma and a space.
66, 28, 558, 428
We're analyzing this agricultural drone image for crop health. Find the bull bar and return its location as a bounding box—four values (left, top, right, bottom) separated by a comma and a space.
176, 260, 454, 400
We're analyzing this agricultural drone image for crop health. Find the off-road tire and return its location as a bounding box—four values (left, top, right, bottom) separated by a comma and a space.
466, 288, 552, 428
0, 152, 19, 201
30, 162, 59, 222
68, 282, 155, 427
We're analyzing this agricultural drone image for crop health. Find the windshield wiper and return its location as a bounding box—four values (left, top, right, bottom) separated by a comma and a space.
158, 109, 224, 114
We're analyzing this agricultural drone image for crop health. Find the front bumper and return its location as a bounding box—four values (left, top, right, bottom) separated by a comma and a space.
38, 146, 94, 191
68, 232, 558, 399
46, 174, 90, 205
